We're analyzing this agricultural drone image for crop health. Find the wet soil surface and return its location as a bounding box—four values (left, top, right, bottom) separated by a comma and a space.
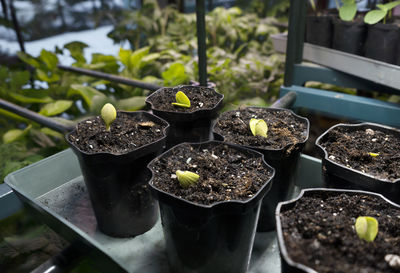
319, 127, 400, 181
149, 143, 273, 205
214, 108, 308, 150
68, 112, 166, 154
280, 191, 400, 273
147, 86, 221, 113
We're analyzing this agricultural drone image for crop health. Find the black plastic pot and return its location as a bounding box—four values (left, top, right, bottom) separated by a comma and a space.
276, 188, 400, 273
396, 42, 400, 66
145, 85, 224, 149
316, 122, 400, 204
66, 111, 169, 237
364, 23, 400, 64
332, 19, 366, 55
213, 107, 310, 231
306, 15, 333, 48
147, 141, 274, 273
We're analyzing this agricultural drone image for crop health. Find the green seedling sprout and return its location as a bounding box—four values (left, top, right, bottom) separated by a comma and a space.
309, 0, 316, 12
249, 118, 268, 138
176, 170, 199, 188
339, 0, 357, 21
369, 152, 379, 157
101, 103, 117, 131
172, 91, 191, 108
364, 0, 400, 24
355, 216, 379, 242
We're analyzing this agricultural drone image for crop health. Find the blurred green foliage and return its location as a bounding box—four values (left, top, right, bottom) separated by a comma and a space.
0, 0, 286, 181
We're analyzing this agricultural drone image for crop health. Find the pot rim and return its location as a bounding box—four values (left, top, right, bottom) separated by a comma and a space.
275, 188, 400, 273
367, 22, 400, 30
332, 17, 365, 26
145, 85, 224, 116
315, 122, 400, 184
65, 110, 170, 157
147, 140, 275, 209
212, 107, 310, 152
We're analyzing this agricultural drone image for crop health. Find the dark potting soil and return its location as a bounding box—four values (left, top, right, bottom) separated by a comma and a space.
280, 191, 400, 273
150, 143, 273, 205
320, 127, 400, 182
68, 112, 165, 154
214, 108, 308, 150
147, 86, 221, 112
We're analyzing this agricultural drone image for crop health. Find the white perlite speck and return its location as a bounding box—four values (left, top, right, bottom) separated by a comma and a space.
385, 254, 400, 269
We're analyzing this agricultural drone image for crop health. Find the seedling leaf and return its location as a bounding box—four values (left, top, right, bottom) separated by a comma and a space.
382, 0, 400, 11
176, 170, 199, 188
101, 103, 117, 131
355, 216, 378, 242
364, 9, 387, 24
339, 2, 357, 21
309, 0, 316, 11
249, 118, 268, 138
172, 91, 191, 108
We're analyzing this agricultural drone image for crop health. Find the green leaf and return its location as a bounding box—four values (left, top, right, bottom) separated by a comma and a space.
40, 49, 58, 70
355, 216, 378, 242
249, 118, 268, 138
339, 3, 357, 21
364, 9, 387, 24
68, 84, 106, 109
309, 0, 316, 11
10, 71, 30, 90
8, 91, 53, 104
382, 0, 400, 11
36, 69, 60, 83
17, 51, 41, 68
3, 125, 32, 143
0, 67, 8, 81
130, 46, 150, 69
116, 96, 146, 111
141, 53, 161, 63
172, 91, 191, 108
0, 109, 30, 123
39, 100, 73, 116
119, 48, 132, 68
162, 63, 189, 86
91, 54, 119, 73
64, 41, 88, 63
176, 170, 199, 188
40, 128, 64, 139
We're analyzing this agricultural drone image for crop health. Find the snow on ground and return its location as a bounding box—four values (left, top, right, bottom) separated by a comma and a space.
13, 1, 36, 23
0, 25, 130, 65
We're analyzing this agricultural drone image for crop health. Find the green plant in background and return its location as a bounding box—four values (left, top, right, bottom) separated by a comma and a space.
339, 0, 358, 21
364, 0, 400, 24
355, 216, 379, 242
108, 0, 284, 108
309, 0, 317, 12
176, 170, 200, 188
101, 103, 117, 131
249, 118, 268, 138
243, 0, 290, 19
172, 91, 191, 108
0, 0, 286, 183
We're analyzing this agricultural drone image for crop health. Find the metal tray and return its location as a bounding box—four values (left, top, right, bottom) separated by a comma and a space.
5, 148, 323, 273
